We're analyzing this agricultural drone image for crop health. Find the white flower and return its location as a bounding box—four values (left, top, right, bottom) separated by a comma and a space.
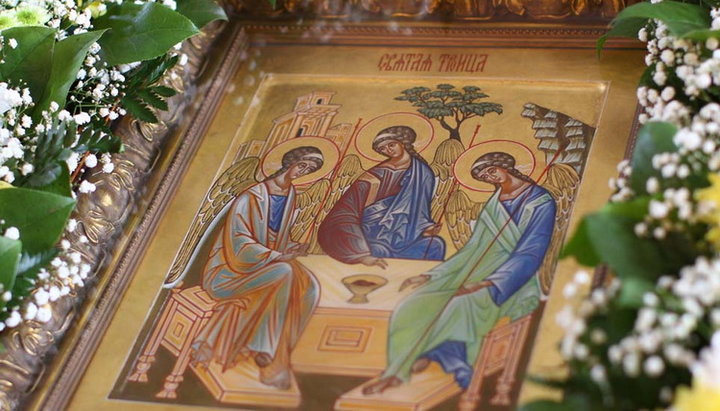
649, 200, 670, 219
661, 87, 675, 101
23, 302, 37, 320
78, 180, 96, 193
7, 38, 17, 49
674, 129, 703, 151
34, 289, 49, 306
20, 163, 33, 176
574, 271, 591, 285
102, 162, 114, 173
3, 227, 19, 240
563, 282, 578, 299
644, 356, 665, 377
85, 153, 97, 168
36, 306, 52, 323
48, 286, 60, 302
66, 219, 77, 232
660, 49, 675, 65
5, 311, 21, 328
73, 112, 91, 125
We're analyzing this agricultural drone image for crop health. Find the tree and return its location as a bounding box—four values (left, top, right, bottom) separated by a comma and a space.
395, 84, 503, 142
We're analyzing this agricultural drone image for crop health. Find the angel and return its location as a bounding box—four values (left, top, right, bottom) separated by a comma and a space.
362, 150, 580, 395
318, 125, 446, 268
163, 145, 328, 391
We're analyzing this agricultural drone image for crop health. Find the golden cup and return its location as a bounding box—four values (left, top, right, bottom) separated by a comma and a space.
342, 274, 388, 304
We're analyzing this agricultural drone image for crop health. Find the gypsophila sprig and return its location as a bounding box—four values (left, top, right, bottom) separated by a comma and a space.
0, 0, 226, 337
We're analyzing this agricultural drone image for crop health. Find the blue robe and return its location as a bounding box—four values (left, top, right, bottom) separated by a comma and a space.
319, 157, 445, 263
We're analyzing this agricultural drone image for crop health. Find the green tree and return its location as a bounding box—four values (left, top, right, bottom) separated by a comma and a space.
395, 84, 503, 142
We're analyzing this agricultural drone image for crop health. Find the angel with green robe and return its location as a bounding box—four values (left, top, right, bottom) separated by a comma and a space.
363, 151, 578, 394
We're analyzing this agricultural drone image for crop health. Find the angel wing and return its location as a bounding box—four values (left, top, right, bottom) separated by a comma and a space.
163, 157, 260, 287
307, 154, 365, 253
290, 179, 331, 244
538, 163, 581, 295
430, 139, 465, 223
445, 190, 485, 250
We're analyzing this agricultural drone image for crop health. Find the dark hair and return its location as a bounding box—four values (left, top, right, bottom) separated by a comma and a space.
371, 125, 427, 164
265, 145, 324, 180
471, 151, 534, 183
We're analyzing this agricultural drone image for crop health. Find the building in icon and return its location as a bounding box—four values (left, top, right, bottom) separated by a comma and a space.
236, 91, 354, 161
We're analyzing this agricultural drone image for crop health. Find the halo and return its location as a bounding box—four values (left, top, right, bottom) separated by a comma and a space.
261, 136, 340, 186
453, 139, 537, 193
354, 112, 434, 162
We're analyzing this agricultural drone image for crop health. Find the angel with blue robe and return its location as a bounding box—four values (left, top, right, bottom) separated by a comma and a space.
318, 125, 445, 268
363, 151, 560, 394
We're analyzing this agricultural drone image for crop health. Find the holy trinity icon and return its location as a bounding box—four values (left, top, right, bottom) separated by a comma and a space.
113, 82, 595, 410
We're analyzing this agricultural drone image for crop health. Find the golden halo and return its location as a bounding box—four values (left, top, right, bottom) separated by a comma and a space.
354, 112, 434, 162
261, 136, 340, 186
453, 139, 537, 193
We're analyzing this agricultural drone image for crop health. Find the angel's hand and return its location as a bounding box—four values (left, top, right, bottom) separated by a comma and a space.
359, 256, 388, 269
288, 243, 310, 257
399, 274, 430, 292
454, 281, 492, 296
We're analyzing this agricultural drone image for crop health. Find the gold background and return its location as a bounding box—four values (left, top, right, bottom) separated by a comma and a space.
66, 37, 644, 410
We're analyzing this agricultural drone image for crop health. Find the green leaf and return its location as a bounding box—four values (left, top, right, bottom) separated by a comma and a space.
121, 96, 158, 123
95, 2, 199, 66
75, 128, 123, 153
564, 197, 672, 279
597, 17, 646, 56
630, 121, 678, 195
613, 2, 710, 37
34, 30, 107, 116
0, 26, 55, 102
682, 28, 720, 41
0, 237, 21, 293
138, 89, 168, 110
561, 219, 601, 266
585, 199, 670, 279
151, 85, 176, 97
0, 186, 75, 254
14, 249, 59, 292
176, 0, 227, 29
34, 161, 71, 197
616, 276, 655, 308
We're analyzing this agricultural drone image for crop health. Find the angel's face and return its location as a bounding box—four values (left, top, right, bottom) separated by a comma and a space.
288, 160, 318, 180
376, 139, 405, 159
474, 166, 508, 185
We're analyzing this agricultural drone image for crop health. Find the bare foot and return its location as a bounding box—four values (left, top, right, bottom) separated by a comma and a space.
254, 352, 272, 368
411, 357, 430, 374
362, 376, 402, 395
260, 369, 291, 390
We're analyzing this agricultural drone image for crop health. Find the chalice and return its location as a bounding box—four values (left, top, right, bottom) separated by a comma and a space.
342, 274, 388, 304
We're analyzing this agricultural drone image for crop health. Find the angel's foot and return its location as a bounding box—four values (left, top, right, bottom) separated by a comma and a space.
254, 352, 273, 368
411, 357, 431, 374
259, 369, 291, 390
362, 376, 402, 395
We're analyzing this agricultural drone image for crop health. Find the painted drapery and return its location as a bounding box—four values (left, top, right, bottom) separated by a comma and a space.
318, 157, 445, 262
191, 183, 319, 382
381, 184, 556, 386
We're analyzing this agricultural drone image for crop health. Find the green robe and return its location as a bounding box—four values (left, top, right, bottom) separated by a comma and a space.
382, 186, 555, 381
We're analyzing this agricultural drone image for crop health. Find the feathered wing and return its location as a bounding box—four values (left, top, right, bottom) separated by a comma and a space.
430, 139, 465, 223
445, 189, 485, 250
163, 157, 260, 287
538, 163, 581, 295
307, 154, 365, 253
290, 179, 331, 244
